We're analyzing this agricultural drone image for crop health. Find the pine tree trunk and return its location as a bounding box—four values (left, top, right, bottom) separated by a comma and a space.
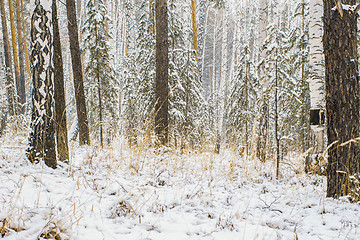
8, 0, 21, 112
53, 0, 69, 163
14, 0, 26, 109
155, 0, 169, 145
65, 0, 90, 145
323, 0, 360, 198
0, 0, 16, 116
28, 0, 57, 168
20, 0, 30, 80
191, 0, 198, 54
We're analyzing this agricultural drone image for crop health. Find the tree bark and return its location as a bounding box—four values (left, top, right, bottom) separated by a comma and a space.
28, 0, 57, 168
14, 0, 26, 108
155, 0, 169, 145
65, 0, 90, 145
0, 0, 16, 116
257, 0, 269, 162
8, 0, 21, 112
191, 0, 198, 54
20, 0, 30, 80
53, 0, 69, 163
323, 0, 360, 198
309, 0, 325, 154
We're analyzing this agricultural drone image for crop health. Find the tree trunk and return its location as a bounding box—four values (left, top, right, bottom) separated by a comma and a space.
191, 0, 198, 54
98, 71, 103, 148
155, 0, 169, 145
28, 0, 57, 168
14, 0, 26, 109
300, 0, 310, 153
0, 0, 16, 116
275, 35, 280, 179
257, 0, 269, 162
65, 0, 90, 145
20, 0, 30, 80
309, 0, 325, 154
53, 0, 69, 163
323, 0, 360, 198
8, 0, 21, 112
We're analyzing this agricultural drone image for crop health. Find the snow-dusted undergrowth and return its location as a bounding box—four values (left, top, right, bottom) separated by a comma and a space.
1, 136, 359, 240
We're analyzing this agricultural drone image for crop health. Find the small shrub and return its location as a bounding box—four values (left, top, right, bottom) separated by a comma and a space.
216, 215, 235, 231
110, 200, 135, 218
38, 222, 66, 240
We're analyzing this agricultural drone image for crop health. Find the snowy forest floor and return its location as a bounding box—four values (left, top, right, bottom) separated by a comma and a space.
1, 135, 360, 240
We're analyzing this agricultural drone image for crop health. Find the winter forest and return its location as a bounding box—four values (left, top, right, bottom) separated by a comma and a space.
1, 0, 360, 239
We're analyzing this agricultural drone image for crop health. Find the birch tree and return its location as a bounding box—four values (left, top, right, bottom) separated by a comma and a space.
309, 0, 325, 153
27, 0, 56, 168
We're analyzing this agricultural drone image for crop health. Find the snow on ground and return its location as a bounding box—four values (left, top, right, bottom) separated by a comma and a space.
1, 136, 360, 240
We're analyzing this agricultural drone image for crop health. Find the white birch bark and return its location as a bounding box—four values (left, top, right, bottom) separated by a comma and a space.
28, 0, 56, 167
309, 0, 324, 109
309, 0, 325, 153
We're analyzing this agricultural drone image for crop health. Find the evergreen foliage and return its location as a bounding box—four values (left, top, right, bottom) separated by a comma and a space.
83, 0, 118, 146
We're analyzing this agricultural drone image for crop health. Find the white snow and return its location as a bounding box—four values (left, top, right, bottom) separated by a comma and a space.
1, 136, 360, 240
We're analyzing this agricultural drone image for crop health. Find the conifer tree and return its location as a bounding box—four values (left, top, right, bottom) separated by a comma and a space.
66, 0, 90, 145
226, 45, 257, 155
155, 0, 169, 145
83, 0, 118, 147
123, 0, 155, 145
323, 0, 360, 198
168, 0, 203, 149
53, 0, 69, 162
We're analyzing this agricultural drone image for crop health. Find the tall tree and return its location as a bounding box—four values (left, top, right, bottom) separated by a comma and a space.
27, 0, 56, 168
257, 0, 269, 162
0, 0, 16, 116
155, 0, 169, 145
8, 0, 22, 111
191, 0, 198, 54
83, 0, 118, 147
20, 0, 31, 79
309, 0, 325, 153
66, 0, 90, 145
53, 0, 69, 162
15, 0, 26, 108
323, 0, 360, 197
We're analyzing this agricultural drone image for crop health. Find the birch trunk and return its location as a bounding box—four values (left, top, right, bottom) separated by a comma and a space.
309, 0, 325, 153
28, 0, 57, 168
